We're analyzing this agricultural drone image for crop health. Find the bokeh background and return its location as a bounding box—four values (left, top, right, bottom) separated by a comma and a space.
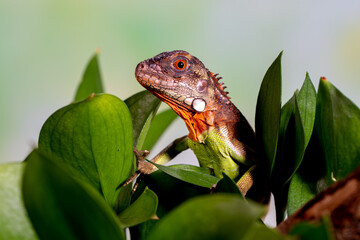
1, 0, 360, 164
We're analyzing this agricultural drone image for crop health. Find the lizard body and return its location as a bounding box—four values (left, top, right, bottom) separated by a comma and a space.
135, 50, 265, 197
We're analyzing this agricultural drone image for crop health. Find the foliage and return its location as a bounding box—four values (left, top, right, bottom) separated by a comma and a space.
1, 51, 359, 239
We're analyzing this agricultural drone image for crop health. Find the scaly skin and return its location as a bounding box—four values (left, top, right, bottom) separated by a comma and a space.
135, 50, 265, 197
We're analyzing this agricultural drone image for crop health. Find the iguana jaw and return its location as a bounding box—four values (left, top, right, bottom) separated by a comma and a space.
150, 90, 214, 143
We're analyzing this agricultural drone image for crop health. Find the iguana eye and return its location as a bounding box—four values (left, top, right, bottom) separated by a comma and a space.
173, 59, 187, 70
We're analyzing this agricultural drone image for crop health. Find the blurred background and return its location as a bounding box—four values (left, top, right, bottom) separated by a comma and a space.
1, 0, 360, 163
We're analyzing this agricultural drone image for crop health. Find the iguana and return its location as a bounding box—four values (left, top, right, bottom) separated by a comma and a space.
134, 50, 268, 201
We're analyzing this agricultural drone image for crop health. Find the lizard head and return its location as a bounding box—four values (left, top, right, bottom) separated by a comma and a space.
135, 50, 230, 113
135, 50, 232, 142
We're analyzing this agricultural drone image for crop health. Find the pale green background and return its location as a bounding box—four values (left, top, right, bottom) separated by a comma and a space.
1, 0, 360, 163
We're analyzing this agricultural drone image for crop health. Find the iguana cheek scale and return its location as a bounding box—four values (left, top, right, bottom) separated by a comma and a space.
135, 50, 265, 197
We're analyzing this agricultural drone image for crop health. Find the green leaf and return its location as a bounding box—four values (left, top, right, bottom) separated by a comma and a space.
116, 183, 133, 213
316, 77, 360, 182
148, 162, 220, 188
272, 75, 316, 221
38, 94, 134, 208
272, 94, 296, 184
22, 150, 125, 240
147, 194, 275, 240
286, 133, 327, 216
242, 222, 285, 240
214, 173, 242, 195
129, 220, 158, 240
142, 108, 178, 151
255, 52, 282, 175
286, 173, 316, 216
289, 217, 334, 240
134, 169, 209, 218
279, 95, 296, 145
118, 187, 158, 228
296, 73, 317, 147
0, 162, 38, 240
287, 75, 317, 183
125, 90, 161, 149
74, 52, 104, 102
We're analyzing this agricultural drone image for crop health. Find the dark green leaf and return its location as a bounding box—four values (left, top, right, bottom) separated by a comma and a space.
286, 133, 327, 216
0, 162, 38, 240
129, 220, 158, 240
148, 162, 220, 188
255, 52, 282, 175
74, 52, 104, 102
142, 109, 178, 151
147, 194, 274, 240
296, 73, 317, 147
214, 173, 242, 195
125, 90, 161, 149
286, 173, 316, 216
38, 94, 134, 208
273, 94, 296, 183
279, 95, 296, 144
116, 183, 133, 213
289, 217, 334, 240
22, 150, 125, 240
118, 187, 158, 228
133, 169, 208, 217
316, 77, 360, 182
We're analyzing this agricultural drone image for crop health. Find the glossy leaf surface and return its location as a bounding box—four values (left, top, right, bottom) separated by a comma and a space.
148, 162, 220, 188
38, 94, 134, 207
288, 75, 316, 182
316, 78, 360, 182
255, 52, 282, 175
22, 150, 125, 240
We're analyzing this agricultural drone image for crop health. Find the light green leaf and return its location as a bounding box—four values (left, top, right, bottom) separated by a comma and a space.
38, 94, 134, 208
118, 187, 158, 228
22, 150, 125, 240
125, 90, 161, 149
0, 162, 38, 240
74, 52, 104, 102
316, 77, 360, 182
142, 108, 178, 151
147, 194, 273, 240
148, 162, 220, 188
255, 52, 282, 175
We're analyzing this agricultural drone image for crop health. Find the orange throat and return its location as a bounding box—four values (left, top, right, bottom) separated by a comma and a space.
151, 91, 215, 142
170, 104, 215, 143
